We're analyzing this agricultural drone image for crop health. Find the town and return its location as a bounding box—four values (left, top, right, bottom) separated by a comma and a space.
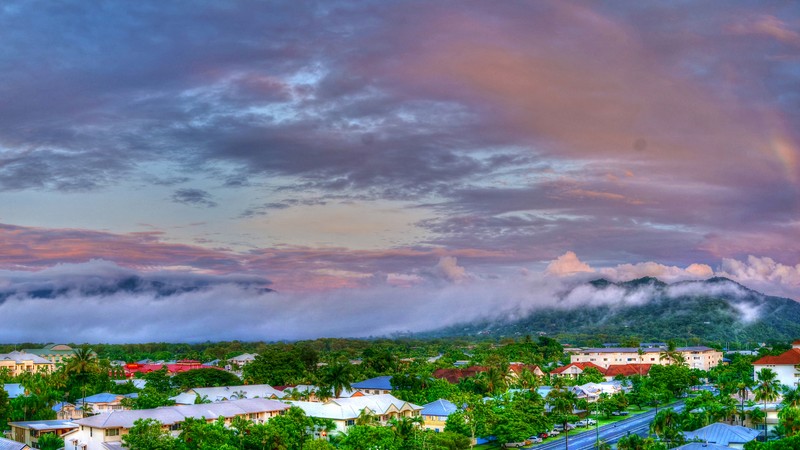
0, 338, 796, 450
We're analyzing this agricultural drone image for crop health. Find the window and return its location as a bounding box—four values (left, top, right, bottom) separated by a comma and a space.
107, 429, 120, 436
169, 423, 181, 431
346, 420, 355, 426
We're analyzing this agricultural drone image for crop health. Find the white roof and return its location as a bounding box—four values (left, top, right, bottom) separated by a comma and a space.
227, 353, 258, 362
290, 394, 421, 421
75, 398, 289, 429
0, 351, 53, 365
173, 384, 285, 404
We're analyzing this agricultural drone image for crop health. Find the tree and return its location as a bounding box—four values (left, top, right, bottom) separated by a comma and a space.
650, 409, 684, 448
179, 417, 235, 450
754, 368, 781, 441
170, 368, 241, 390
659, 342, 685, 366
318, 361, 354, 399
548, 388, 579, 448
0, 384, 9, 432
778, 406, 800, 437
36, 432, 64, 450
339, 425, 399, 450
64, 346, 99, 407
122, 418, 178, 450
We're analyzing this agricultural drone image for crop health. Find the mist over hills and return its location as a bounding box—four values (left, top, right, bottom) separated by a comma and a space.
427, 276, 800, 343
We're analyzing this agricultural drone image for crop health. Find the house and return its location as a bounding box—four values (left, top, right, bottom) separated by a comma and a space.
62, 398, 289, 450
682, 423, 760, 449
77, 393, 138, 414
0, 437, 30, 450
53, 402, 83, 420
7, 420, 79, 449
171, 384, 285, 405
352, 376, 394, 395
278, 384, 361, 401
740, 402, 781, 437
121, 360, 220, 378
289, 394, 422, 435
20, 344, 81, 365
432, 367, 486, 384
674, 443, 732, 450
3, 384, 24, 399
570, 346, 723, 370
0, 352, 54, 376
227, 353, 258, 369
752, 340, 800, 388
420, 399, 459, 432
550, 362, 606, 379
509, 363, 545, 378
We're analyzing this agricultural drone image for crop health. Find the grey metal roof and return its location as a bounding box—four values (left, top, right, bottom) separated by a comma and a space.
682, 423, 760, 445
8, 419, 78, 431
173, 384, 285, 404
0, 351, 54, 364
0, 437, 29, 450
674, 444, 733, 450
75, 397, 289, 429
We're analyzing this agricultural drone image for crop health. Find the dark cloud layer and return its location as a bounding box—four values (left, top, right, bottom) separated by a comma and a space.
0, 1, 797, 305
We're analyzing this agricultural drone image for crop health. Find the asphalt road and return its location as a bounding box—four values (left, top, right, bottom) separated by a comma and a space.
530, 401, 686, 450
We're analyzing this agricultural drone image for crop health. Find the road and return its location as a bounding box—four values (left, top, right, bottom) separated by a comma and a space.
530, 401, 685, 450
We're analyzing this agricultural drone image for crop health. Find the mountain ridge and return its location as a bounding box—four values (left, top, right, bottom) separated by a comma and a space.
425, 276, 800, 343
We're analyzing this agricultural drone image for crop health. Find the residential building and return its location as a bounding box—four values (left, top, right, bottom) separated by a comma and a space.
352, 376, 394, 395
121, 360, 218, 378
752, 340, 800, 387
0, 437, 30, 450
7, 420, 79, 449
682, 423, 760, 449
20, 344, 79, 365
550, 362, 652, 381
227, 353, 258, 369
77, 393, 138, 414
62, 398, 289, 450
570, 346, 723, 370
52, 402, 83, 421
289, 394, 422, 434
432, 364, 544, 385
420, 399, 458, 432
0, 352, 54, 376
171, 384, 285, 405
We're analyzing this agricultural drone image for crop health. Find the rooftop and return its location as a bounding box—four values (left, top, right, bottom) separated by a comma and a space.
352, 375, 394, 391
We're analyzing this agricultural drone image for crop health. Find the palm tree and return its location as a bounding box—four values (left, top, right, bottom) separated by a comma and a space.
754, 368, 781, 440
650, 409, 683, 447
65, 347, 99, 415
319, 361, 354, 398
782, 386, 800, 408
550, 388, 579, 448
659, 341, 685, 366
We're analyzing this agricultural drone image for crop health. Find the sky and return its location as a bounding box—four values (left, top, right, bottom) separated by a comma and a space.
0, 1, 799, 342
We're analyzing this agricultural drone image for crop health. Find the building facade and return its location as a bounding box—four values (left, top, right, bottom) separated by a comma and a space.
570, 346, 723, 370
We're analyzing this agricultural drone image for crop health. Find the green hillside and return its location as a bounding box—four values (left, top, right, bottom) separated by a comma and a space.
428, 277, 800, 344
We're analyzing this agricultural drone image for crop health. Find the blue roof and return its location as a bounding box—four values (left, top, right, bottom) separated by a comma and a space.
421, 399, 458, 416
0, 436, 29, 450
52, 401, 75, 411
79, 393, 122, 403
3, 383, 24, 399
352, 376, 394, 390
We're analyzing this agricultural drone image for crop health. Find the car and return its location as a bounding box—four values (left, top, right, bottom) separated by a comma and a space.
528, 436, 543, 444
576, 420, 589, 427
612, 410, 630, 416
503, 442, 528, 448
539, 432, 549, 439
549, 429, 560, 435
586, 418, 597, 425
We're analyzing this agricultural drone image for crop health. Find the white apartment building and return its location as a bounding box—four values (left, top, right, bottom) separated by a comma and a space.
570, 346, 723, 370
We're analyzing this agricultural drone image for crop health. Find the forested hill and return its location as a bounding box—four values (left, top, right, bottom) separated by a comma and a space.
426, 276, 800, 343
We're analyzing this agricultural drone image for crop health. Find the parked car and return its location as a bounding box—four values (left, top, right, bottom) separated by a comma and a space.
577, 418, 598, 426
586, 418, 597, 425
539, 432, 549, 439
612, 410, 630, 416
503, 442, 528, 448
528, 436, 543, 444
549, 429, 560, 435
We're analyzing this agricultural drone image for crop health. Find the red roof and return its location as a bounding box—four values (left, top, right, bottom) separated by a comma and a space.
123, 361, 222, 377
432, 366, 487, 384
753, 348, 800, 365
550, 362, 605, 374
509, 363, 543, 375
603, 364, 652, 377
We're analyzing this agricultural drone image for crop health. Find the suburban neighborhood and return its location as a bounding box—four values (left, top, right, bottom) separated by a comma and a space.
0, 338, 797, 449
